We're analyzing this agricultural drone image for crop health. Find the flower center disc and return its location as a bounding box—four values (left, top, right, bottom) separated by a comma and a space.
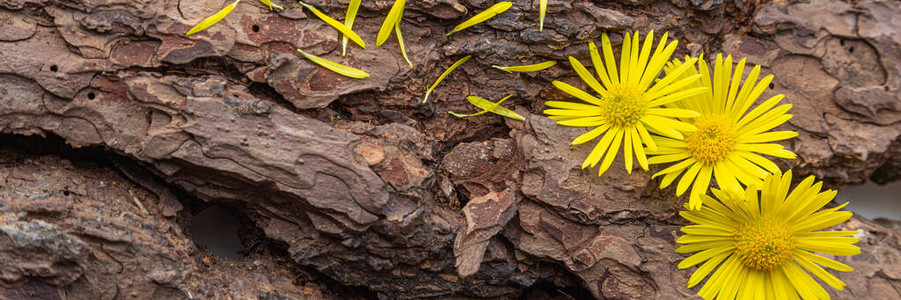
686, 115, 737, 164
601, 83, 647, 127
734, 217, 795, 271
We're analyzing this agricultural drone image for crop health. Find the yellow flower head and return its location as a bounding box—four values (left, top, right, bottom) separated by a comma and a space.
677, 170, 860, 299
649, 54, 798, 210
544, 31, 707, 177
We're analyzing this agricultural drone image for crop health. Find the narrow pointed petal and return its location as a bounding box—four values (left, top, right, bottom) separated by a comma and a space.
447, 2, 513, 36
186, 0, 240, 36
424, 55, 472, 103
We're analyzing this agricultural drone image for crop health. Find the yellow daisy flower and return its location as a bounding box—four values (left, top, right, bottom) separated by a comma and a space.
677, 170, 860, 299
544, 31, 708, 176
648, 54, 798, 210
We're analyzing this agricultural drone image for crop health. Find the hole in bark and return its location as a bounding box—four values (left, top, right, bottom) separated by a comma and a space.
521, 280, 594, 299
838, 180, 901, 221
50, 65, 59, 72
190, 206, 246, 259
87, 92, 96, 100
848, 46, 855, 53
252, 25, 260, 32
768, 83, 774, 89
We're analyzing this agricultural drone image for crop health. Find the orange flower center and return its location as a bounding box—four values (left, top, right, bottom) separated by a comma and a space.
734, 217, 795, 271
686, 115, 737, 164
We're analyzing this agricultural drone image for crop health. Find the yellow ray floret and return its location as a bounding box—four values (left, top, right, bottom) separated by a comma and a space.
377, 0, 406, 46
341, 0, 361, 56
543, 31, 707, 177
394, 5, 412, 68
259, 0, 283, 11
492, 61, 556, 73
186, 0, 240, 36
676, 170, 860, 300
298, 1, 366, 49
539, 0, 547, 31
647, 54, 798, 210
297, 49, 369, 79
424, 55, 472, 103
449, 94, 525, 121
446, 2, 513, 36
375, 0, 411, 67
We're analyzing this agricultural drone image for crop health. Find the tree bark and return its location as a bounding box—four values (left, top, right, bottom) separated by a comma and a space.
0, 0, 899, 298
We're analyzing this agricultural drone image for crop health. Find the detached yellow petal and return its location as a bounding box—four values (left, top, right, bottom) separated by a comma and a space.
377, 0, 406, 46
446, 2, 513, 36
471, 95, 525, 121
341, 0, 361, 56
423, 55, 472, 103
539, 0, 547, 31
492, 61, 556, 73
447, 95, 513, 119
395, 5, 412, 68
449, 95, 525, 121
297, 49, 369, 79
186, 0, 240, 36
298, 1, 366, 49
258, 0, 283, 10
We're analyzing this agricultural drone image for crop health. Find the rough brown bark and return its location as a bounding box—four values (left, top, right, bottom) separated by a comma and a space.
0, 0, 899, 299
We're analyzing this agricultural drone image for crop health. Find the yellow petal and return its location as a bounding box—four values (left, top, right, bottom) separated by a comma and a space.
647, 152, 691, 164
450, 95, 512, 118
675, 240, 732, 253
423, 55, 472, 103
395, 6, 412, 67
186, 0, 240, 36
492, 61, 556, 73
595, 128, 624, 175
446, 2, 513, 36
544, 101, 597, 110
632, 30, 654, 84
638, 32, 674, 89
677, 246, 732, 270
646, 108, 701, 119
341, 0, 361, 56
687, 251, 730, 288
647, 86, 709, 107
538, 0, 547, 31
689, 166, 713, 210
448, 109, 490, 118
460, 95, 525, 121
299, 1, 366, 49
793, 249, 854, 272
377, 0, 405, 46
582, 129, 616, 169
551, 80, 602, 105
635, 122, 656, 151
697, 255, 742, 299
297, 49, 369, 79
630, 129, 649, 171
586, 42, 613, 88
619, 32, 632, 83
556, 116, 605, 127
793, 250, 849, 290
572, 124, 610, 145
567, 56, 606, 95
623, 127, 633, 173
258, 0, 283, 11
542, 109, 600, 117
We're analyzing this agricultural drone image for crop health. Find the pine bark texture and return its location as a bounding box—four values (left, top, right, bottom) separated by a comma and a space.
0, 0, 900, 298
